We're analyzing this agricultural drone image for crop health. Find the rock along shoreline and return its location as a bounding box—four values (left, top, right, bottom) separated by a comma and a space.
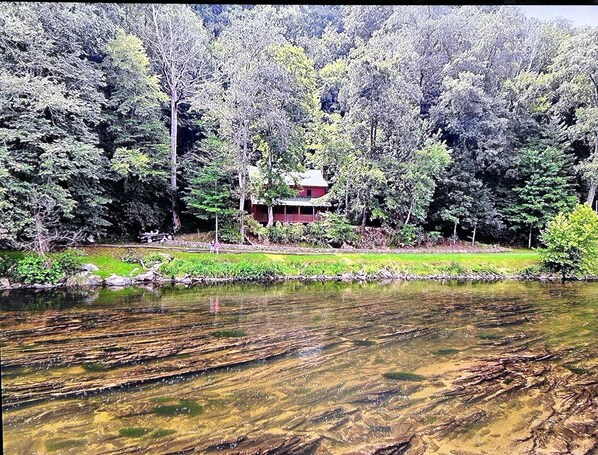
2, 270, 596, 291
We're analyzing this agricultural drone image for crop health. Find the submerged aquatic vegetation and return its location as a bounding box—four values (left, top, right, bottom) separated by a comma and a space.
45, 439, 85, 451
478, 333, 501, 340
82, 362, 107, 372
211, 329, 246, 338
382, 371, 425, 381
118, 427, 152, 438
150, 428, 177, 438
433, 348, 460, 356
153, 399, 203, 417
353, 339, 377, 346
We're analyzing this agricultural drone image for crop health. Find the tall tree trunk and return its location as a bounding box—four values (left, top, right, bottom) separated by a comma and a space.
267, 205, 274, 228
266, 143, 274, 228
528, 224, 533, 249
215, 213, 219, 242
587, 182, 596, 207
238, 124, 249, 242
361, 206, 367, 235
344, 179, 349, 216
587, 135, 598, 206
405, 199, 414, 225
471, 221, 477, 246
453, 220, 458, 244
170, 96, 181, 232
238, 169, 246, 241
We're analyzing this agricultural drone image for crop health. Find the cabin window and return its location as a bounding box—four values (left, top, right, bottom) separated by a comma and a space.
300, 206, 313, 215
306, 189, 312, 197
273, 206, 285, 215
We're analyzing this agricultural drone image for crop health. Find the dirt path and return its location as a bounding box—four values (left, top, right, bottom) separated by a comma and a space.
85, 241, 513, 255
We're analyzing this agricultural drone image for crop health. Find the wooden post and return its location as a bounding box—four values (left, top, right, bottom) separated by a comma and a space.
284, 205, 286, 222
312, 206, 315, 222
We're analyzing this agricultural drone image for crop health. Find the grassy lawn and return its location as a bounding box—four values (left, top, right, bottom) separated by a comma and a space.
75, 247, 541, 279
0, 246, 542, 281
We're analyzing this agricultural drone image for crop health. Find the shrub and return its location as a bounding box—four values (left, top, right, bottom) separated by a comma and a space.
144, 253, 166, 264
15, 256, 62, 284
244, 215, 268, 241
540, 204, 598, 278
121, 249, 143, 265
54, 249, 83, 275
319, 213, 356, 247
391, 224, 424, 247
0, 254, 23, 278
219, 223, 243, 244
425, 231, 443, 245
267, 222, 304, 244
443, 260, 467, 275
304, 221, 328, 246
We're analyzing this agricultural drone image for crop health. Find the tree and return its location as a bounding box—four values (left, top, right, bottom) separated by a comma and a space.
141, 4, 212, 232
550, 28, 598, 206
103, 30, 170, 235
401, 140, 451, 225
254, 44, 317, 227
0, 3, 113, 254
506, 147, 577, 248
541, 204, 598, 278
211, 6, 286, 238
182, 136, 235, 241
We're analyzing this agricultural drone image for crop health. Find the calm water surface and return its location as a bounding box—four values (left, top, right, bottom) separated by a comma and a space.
1, 281, 597, 454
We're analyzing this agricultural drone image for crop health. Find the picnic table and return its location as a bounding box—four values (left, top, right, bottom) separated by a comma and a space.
138, 231, 174, 244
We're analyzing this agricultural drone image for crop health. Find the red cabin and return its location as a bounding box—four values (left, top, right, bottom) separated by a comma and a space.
248, 166, 330, 224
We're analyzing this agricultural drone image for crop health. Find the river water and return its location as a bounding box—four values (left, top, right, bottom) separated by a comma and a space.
1, 281, 597, 454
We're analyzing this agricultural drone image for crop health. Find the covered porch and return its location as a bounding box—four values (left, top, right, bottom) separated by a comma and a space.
251, 204, 326, 224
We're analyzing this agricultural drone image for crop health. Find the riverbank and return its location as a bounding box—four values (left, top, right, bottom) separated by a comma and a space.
1, 246, 583, 290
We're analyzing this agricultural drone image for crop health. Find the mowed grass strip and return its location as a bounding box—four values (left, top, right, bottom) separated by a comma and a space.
70, 247, 541, 280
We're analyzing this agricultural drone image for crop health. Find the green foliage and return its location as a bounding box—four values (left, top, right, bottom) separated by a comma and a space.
15, 256, 62, 285
267, 222, 305, 244
182, 137, 236, 224
266, 214, 355, 247
218, 224, 243, 244
540, 204, 598, 277
391, 224, 424, 247
0, 253, 24, 278
244, 215, 268, 241
53, 250, 83, 275
317, 212, 356, 246
506, 147, 577, 246
11, 249, 83, 284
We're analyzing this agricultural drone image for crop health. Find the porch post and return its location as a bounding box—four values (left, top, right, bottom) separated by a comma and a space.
284, 205, 287, 222
312, 206, 315, 221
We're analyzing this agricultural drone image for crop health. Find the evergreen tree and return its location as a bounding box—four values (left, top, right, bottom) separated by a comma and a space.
506, 147, 577, 248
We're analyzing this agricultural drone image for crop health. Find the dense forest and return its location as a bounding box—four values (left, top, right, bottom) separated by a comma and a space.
1, 3, 597, 253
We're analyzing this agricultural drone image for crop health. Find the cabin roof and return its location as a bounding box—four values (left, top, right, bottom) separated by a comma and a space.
248, 165, 328, 188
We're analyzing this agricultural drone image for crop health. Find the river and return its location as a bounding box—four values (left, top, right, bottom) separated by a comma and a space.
1, 281, 597, 454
